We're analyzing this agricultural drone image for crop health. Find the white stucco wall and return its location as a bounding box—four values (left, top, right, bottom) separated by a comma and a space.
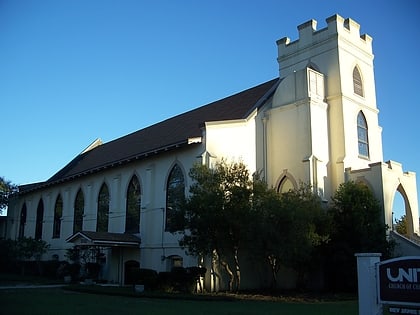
204, 116, 257, 173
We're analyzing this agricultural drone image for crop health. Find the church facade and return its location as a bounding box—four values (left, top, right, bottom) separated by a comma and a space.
6, 14, 419, 286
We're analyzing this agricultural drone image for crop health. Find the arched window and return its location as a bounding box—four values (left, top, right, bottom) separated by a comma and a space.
357, 111, 369, 157
35, 199, 44, 240
166, 164, 185, 232
277, 176, 295, 194
166, 255, 183, 272
97, 183, 109, 232
126, 175, 141, 233
53, 195, 63, 238
353, 66, 364, 97
19, 203, 27, 239
74, 189, 84, 234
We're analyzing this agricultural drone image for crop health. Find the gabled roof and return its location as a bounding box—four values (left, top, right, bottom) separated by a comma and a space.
20, 78, 279, 193
66, 231, 141, 247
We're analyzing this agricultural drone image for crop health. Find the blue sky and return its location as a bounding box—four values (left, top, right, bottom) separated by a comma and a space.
1, 0, 419, 219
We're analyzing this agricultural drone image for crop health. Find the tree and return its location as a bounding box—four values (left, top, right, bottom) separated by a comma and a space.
13, 237, 50, 275
250, 178, 285, 289
326, 181, 393, 291
0, 176, 18, 215
253, 183, 330, 290
394, 215, 407, 235
179, 160, 253, 291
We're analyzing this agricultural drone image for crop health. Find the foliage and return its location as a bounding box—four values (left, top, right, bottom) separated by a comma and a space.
65, 246, 100, 264
0, 237, 49, 276
179, 160, 254, 291
180, 161, 330, 291
128, 268, 159, 289
0, 239, 17, 270
252, 181, 330, 289
0, 176, 18, 214
326, 181, 393, 291
14, 237, 50, 261
394, 215, 407, 235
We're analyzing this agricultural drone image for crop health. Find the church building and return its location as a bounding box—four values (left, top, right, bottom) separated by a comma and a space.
6, 14, 419, 287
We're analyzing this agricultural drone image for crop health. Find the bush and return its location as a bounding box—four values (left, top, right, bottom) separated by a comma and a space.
157, 267, 197, 293
85, 262, 100, 280
42, 260, 62, 278
69, 263, 81, 281
130, 268, 158, 290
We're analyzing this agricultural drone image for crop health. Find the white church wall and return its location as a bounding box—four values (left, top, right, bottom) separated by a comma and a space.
204, 116, 257, 172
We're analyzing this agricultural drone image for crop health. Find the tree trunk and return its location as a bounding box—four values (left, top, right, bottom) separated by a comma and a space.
211, 249, 221, 292
219, 258, 234, 291
233, 247, 240, 292
268, 255, 280, 289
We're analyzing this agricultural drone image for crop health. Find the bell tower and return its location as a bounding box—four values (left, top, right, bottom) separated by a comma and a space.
275, 14, 383, 195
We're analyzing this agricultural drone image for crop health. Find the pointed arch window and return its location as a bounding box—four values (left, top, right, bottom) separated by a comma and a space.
74, 189, 84, 234
35, 199, 44, 240
353, 66, 364, 97
53, 195, 63, 238
166, 164, 185, 232
97, 183, 109, 232
277, 176, 295, 194
126, 175, 141, 233
19, 203, 27, 239
357, 111, 369, 157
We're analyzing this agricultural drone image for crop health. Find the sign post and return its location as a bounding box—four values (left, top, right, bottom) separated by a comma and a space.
355, 253, 382, 315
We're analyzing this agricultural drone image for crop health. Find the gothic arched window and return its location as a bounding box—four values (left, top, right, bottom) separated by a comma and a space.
97, 183, 109, 232
353, 66, 364, 97
53, 195, 63, 238
357, 111, 369, 158
126, 175, 141, 233
166, 164, 185, 232
74, 189, 84, 234
277, 176, 295, 194
35, 199, 44, 240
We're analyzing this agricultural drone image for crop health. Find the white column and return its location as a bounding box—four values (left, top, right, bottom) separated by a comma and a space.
355, 253, 382, 315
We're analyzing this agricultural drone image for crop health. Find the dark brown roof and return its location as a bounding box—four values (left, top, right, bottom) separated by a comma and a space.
66, 231, 141, 247
22, 78, 279, 192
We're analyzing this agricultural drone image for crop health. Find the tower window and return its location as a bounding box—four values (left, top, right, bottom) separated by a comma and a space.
357, 111, 369, 157
353, 67, 364, 97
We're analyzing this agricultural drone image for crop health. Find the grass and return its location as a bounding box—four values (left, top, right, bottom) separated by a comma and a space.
0, 287, 358, 315
0, 273, 359, 315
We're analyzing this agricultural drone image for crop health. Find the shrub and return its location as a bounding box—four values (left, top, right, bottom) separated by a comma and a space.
130, 268, 158, 290
157, 267, 197, 293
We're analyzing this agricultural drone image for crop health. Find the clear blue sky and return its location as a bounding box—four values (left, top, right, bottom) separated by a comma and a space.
1, 0, 419, 219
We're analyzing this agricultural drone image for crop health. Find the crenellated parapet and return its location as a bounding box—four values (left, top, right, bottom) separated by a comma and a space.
277, 14, 373, 60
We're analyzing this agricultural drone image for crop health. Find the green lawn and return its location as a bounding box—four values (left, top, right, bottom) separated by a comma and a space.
0, 287, 358, 315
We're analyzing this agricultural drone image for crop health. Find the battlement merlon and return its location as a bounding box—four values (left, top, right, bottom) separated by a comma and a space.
277, 14, 373, 58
